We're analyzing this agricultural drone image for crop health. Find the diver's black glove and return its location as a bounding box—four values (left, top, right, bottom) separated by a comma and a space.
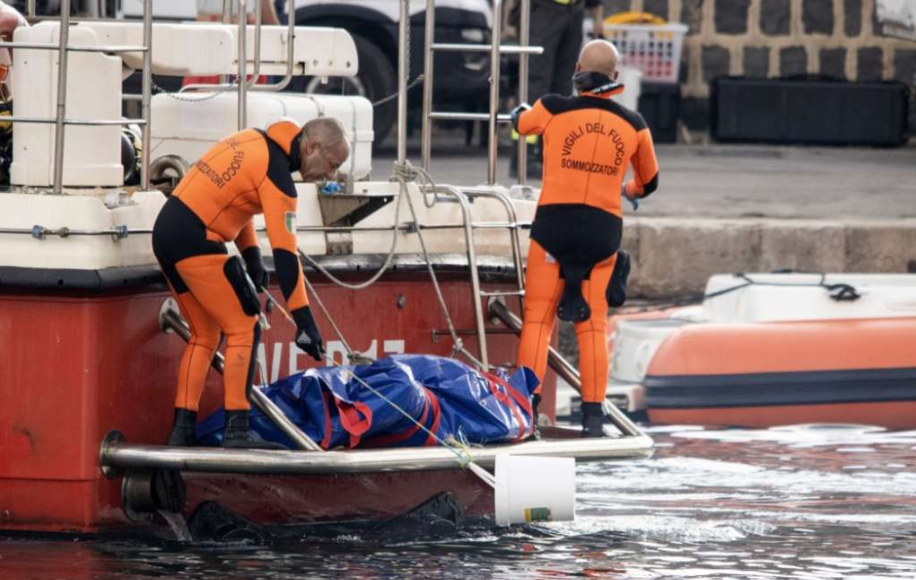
292, 306, 324, 362
241, 246, 269, 292
510, 102, 531, 132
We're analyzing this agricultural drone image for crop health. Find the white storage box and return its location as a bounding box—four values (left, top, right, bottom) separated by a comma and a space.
11, 22, 124, 187
150, 92, 374, 179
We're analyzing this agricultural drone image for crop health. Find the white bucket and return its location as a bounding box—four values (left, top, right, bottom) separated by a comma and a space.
494, 455, 576, 526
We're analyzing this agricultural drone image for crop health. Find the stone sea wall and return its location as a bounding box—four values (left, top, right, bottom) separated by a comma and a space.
622, 217, 916, 297
601, 0, 916, 130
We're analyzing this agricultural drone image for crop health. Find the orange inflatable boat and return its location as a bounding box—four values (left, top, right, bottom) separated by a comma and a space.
608, 273, 916, 429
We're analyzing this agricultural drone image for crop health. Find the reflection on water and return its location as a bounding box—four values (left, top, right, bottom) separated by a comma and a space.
3, 425, 916, 579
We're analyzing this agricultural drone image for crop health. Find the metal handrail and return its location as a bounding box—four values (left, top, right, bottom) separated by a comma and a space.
460, 187, 526, 309
0, 41, 148, 53
238, 0, 248, 129
0, 225, 143, 239
248, 11, 297, 93
421, 0, 535, 186
139, 0, 153, 190
487, 300, 648, 439
222, 0, 233, 90
485, 0, 502, 185
180, 5, 297, 96
428, 112, 511, 122
430, 184, 490, 369
430, 43, 542, 55
51, 0, 71, 195
246, 0, 263, 90
396, 0, 409, 164
517, 0, 532, 185
0, 221, 537, 238
100, 430, 654, 475
420, 0, 435, 174
4, 117, 146, 126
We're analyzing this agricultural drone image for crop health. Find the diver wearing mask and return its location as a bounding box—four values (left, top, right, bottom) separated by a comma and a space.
512, 40, 659, 437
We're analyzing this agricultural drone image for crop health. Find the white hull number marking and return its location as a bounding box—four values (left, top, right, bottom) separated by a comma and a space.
256, 339, 406, 383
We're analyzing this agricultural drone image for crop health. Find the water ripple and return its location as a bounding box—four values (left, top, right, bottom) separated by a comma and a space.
3, 426, 916, 580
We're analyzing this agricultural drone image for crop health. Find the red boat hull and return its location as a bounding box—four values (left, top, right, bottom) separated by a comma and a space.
183, 470, 493, 525
0, 273, 551, 533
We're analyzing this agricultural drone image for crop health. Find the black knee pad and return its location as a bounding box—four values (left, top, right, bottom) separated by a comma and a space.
224, 256, 261, 316
557, 263, 593, 323
606, 250, 631, 308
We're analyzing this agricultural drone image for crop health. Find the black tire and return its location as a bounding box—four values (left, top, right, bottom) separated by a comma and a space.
300, 34, 397, 145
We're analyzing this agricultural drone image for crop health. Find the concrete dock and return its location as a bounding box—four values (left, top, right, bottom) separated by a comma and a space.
379, 138, 916, 297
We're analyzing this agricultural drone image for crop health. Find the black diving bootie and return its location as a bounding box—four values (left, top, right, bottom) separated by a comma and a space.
166, 408, 198, 447
581, 402, 607, 438
222, 410, 286, 450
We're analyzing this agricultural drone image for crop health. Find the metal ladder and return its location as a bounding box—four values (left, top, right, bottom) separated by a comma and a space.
413, 0, 537, 370
426, 183, 527, 371
10, 0, 154, 194
419, 0, 542, 186
400, 0, 600, 405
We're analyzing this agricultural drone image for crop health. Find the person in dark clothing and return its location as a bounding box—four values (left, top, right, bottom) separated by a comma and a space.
504, 0, 605, 178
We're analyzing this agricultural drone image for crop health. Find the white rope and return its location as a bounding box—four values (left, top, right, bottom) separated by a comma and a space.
299, 175, 407, 290
392, 158, 440, 208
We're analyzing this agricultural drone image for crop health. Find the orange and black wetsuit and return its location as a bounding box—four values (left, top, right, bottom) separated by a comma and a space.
515, 87, 658, 404
152, 120, 309, 413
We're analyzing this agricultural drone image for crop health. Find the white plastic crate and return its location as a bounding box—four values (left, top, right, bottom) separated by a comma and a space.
603, 23, 688, 84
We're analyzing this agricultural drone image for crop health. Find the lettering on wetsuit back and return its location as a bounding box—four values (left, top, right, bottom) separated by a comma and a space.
194, 138, 246, 190
559, 123, 626, 176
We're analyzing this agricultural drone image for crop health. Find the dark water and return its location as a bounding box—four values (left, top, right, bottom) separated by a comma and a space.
3, 424, 916, 579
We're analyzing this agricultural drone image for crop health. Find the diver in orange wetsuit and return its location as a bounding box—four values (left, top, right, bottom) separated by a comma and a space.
513, 40, 659, 437
152, 117, 350, 448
